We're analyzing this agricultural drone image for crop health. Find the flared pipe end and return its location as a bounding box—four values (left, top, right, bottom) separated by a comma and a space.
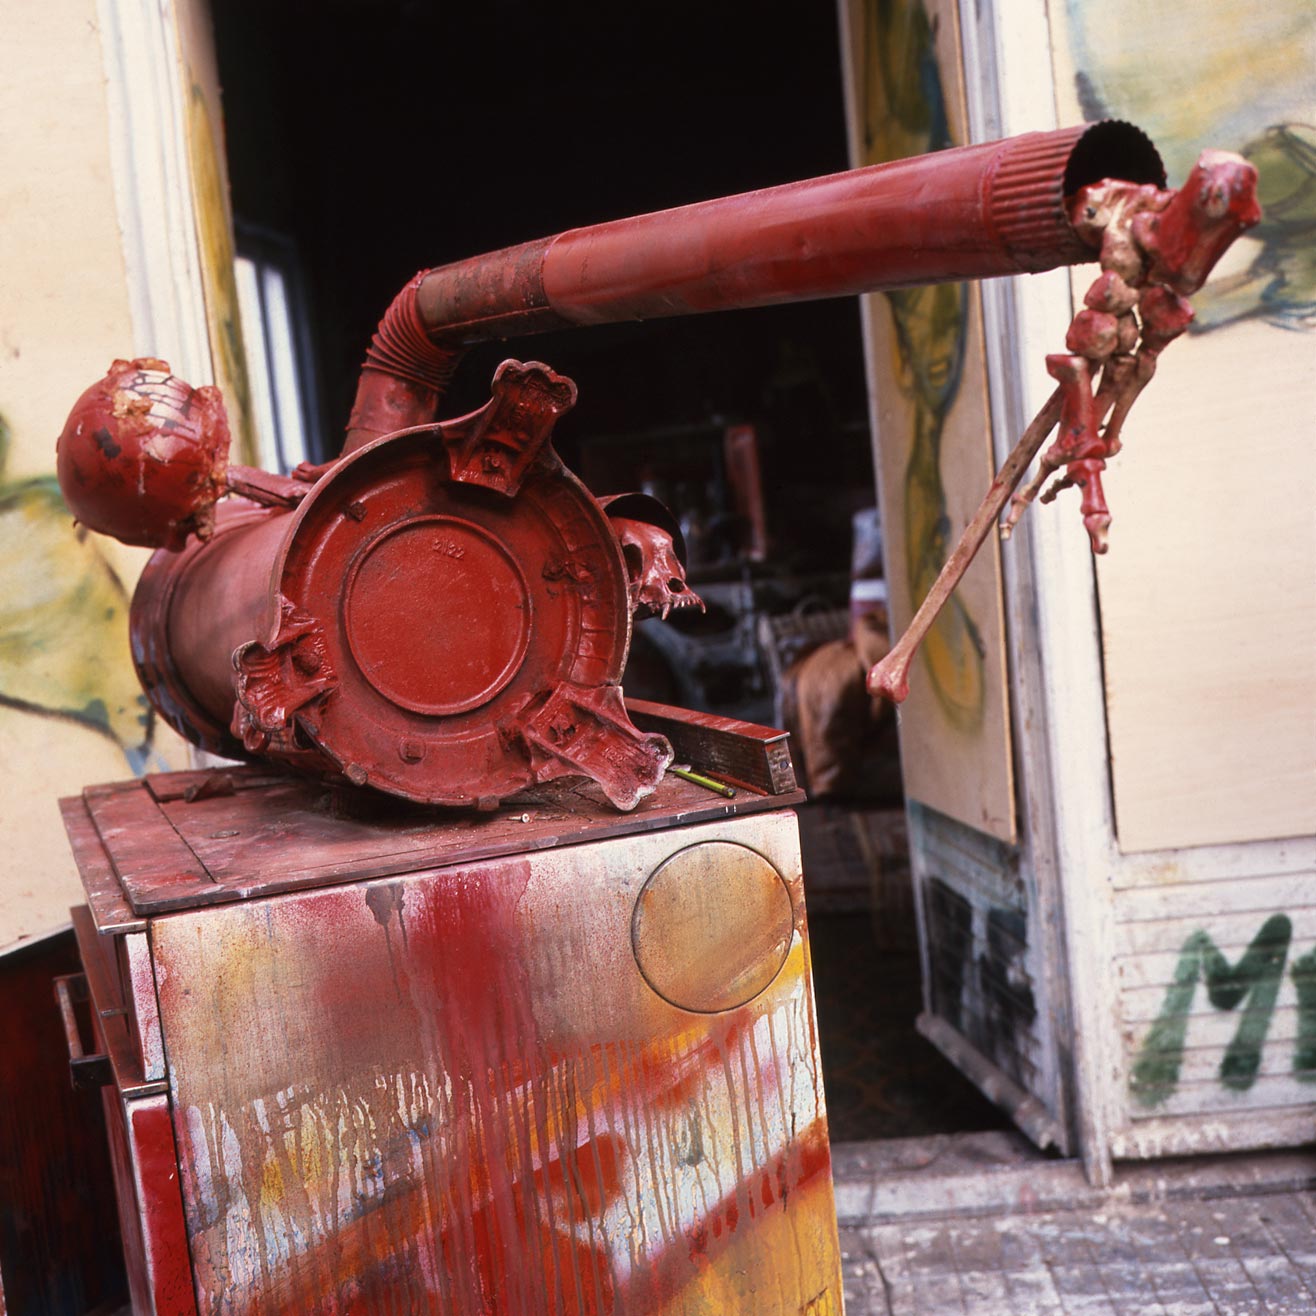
991, 120, 1166, 271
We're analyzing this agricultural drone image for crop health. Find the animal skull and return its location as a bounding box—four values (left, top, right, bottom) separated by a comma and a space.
611, 516, 705, 621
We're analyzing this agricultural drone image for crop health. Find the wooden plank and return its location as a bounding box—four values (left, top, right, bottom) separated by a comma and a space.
115, 1090, 199, 1315
122, 932, 165, 1084
1110, 835, 1316, 892
1121, 1034, 1314, 1086
1126, 1074, 1316, 1121
917, 1014, 1059, 1149
143, 766, 285, 804
1116, 905, 1316, 957
1115, 871, 1316, 923
70, 906, 163, 1099
626, 698, 796, 794
85, 780, 213, 911
103, 767, 802, 916
57, 796, 144, 935
1117, 938, 1316, 989
1111, 1107, 1316, 1159
82, 778, 153, 801
1122, 991, 1305, 1029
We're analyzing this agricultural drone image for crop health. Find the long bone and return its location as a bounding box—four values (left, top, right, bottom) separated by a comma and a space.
868, 150, 1259, 704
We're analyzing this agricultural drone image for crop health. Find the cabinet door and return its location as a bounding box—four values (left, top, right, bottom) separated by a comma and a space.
151, 810, 842, 1315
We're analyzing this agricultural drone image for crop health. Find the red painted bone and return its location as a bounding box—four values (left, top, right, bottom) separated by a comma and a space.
868, 149, 1259, 706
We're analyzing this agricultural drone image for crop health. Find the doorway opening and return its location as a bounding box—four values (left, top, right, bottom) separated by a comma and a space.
213, 0, 1007, 1145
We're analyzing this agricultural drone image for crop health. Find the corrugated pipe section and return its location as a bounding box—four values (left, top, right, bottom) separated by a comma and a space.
344, 273, 465, 452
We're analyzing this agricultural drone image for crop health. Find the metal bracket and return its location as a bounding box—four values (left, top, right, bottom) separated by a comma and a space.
232, 594, 337, 754
520, 684, 673, 811
437, 360, 577, 497
53, 973, 113, 1091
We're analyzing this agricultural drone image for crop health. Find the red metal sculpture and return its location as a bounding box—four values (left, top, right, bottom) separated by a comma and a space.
56, 121, 1259, 808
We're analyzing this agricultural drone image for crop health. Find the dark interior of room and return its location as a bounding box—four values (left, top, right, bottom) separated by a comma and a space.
212, 0, 1004, 1143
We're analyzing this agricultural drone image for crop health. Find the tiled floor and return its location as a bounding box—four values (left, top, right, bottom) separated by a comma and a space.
841, 1191, 1316, 1314
834, 1135, 1316, 1315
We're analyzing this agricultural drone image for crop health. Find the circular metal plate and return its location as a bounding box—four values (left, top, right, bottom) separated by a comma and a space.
631, 841, 794, 1013
345, 516, 531, 716
275, 430, 632, 804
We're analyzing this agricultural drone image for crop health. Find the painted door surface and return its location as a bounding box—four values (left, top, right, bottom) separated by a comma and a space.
1109, 840, 1316, 1159
150, 811, 841, 1314
838, 0, 1017, 844
1039, 0, 1316, 1161
1050, 0, 1316, 854
832, 0, 1068, 1153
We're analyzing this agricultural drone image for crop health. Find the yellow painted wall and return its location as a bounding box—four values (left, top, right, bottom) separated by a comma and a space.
0, 1, 191, 947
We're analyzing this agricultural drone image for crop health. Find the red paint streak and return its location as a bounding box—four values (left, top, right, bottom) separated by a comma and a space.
681, 1120, 831, 1273
751, 1125, 829, 1242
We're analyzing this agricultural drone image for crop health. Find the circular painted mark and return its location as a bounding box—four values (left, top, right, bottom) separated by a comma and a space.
346, 515, 531, 716
631, 841, 795, 1014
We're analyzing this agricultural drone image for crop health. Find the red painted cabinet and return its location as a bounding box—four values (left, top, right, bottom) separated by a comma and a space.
64, 766, 843, 1314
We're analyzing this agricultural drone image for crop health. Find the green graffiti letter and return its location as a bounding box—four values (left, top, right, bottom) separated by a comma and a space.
1130, 913, 1292, 1108
1291, 946, 1316, 1082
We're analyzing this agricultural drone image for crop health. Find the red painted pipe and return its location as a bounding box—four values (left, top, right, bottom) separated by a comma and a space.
345, 121, 1165, 450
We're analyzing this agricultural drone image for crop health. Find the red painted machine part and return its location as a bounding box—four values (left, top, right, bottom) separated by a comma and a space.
345, 120, 1165, 450
56, 358, 230, 549
131, 371, 671, 809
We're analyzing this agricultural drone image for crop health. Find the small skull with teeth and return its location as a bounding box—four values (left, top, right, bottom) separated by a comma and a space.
601, 494, 705, 622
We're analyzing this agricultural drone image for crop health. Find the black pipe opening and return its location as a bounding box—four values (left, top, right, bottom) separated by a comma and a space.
1065, 119, 1167, 196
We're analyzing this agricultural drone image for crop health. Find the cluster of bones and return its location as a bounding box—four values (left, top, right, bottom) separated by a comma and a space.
868, 150, 1260, 704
